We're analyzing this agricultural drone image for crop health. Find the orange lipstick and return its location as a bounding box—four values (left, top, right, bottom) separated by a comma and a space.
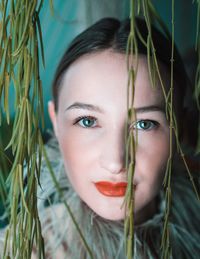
94, 181, 127, 197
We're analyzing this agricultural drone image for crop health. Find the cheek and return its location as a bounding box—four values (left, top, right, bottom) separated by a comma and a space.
56, 124, 101, 182
57, 130, 87, 172
56, 130, 90, 193
136, 131, 170, 185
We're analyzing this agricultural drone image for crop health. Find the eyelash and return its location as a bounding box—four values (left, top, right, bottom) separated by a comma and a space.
73, 116, 98, 128
131, 120, 159, 131
73, 116, 159, 131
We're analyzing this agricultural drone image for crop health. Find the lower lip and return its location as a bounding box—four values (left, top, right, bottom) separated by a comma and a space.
94, 181, 128, 197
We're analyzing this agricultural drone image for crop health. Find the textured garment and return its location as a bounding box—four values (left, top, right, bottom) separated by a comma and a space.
0, 137, 200, 258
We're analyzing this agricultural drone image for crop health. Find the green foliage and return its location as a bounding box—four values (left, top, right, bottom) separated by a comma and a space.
0, 0, 45, 258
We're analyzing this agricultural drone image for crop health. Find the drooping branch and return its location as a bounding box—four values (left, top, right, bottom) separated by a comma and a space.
0, 1, 45, 258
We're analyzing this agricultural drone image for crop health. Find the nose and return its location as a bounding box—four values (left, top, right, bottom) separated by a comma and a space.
99, 129, 126, 174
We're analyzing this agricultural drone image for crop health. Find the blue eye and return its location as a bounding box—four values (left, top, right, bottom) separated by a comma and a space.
132, 120, 158, 130
76, 116, 97, 128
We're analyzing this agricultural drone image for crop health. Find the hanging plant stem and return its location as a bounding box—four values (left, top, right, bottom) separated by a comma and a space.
124, 0, 138, 258
160, 1, 174, 258
0, 1, 48, 258
41, 137, 94, 259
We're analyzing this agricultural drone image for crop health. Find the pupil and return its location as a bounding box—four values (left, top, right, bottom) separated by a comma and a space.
84, 119, 93, 126
141, 121, 149, 129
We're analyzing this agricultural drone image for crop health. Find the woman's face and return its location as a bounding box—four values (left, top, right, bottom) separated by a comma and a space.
49, 50, 170, 223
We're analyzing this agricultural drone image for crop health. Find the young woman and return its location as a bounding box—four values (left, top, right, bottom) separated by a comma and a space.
1, 17, 200, 258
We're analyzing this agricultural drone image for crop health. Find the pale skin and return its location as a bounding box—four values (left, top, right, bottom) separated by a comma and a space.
48, 50, 170, 224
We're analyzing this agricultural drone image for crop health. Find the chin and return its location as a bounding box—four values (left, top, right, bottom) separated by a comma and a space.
92, 206, 126, 221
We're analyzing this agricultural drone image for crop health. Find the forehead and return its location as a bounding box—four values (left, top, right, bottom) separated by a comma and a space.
58, 50, 166, 111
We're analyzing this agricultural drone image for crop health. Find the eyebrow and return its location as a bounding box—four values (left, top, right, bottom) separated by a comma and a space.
65, 102, 165, 114
65, 102, 104, 113
131, 105, 165, 114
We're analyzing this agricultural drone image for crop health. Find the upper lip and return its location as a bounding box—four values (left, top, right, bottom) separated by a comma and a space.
94, 181, 137, 186
94, 181, 127, 186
